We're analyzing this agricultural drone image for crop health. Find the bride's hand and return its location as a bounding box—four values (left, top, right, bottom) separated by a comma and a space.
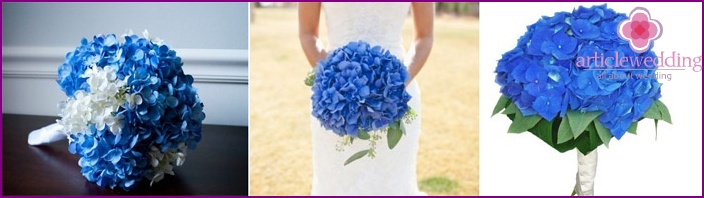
319, 49, 328, 63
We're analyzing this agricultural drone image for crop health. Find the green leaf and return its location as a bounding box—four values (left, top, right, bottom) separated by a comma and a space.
527, 118, 576, 153
508, 110, 542, 133
575, 133, 591, 155
344, 149, 369, 166
557, 116, 574, 144
492, 96, 510, 117
304, 67, 317, 87
357, 130, 370, 140
587, 124, 602, 153
529, 119, 553, 145
502, 102, 518, 115
627, 122, 638, 134
655, 100, 672, 124
594, 120, 612, 147
643, 101, 662, 120
567, 111, 602, 138
551, 117, 578, 153
554, 139, 577, 153
586, 122, 597, 133
575, 130, 602, 155
387, 121, 403, 149
589, 124, 603, 151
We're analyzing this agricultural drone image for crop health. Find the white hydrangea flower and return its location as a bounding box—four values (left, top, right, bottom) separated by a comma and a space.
58, 65, 134, 136
125, 93, 143, 110
141, 29, 165, 45
57, 91, 92, 134
147, 143, 188, 186
122, 29, 164, 45
122, 29, 134, 38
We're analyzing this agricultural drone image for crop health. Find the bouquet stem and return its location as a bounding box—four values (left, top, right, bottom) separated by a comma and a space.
572, 150, 598, 196
28, 123, 66, 146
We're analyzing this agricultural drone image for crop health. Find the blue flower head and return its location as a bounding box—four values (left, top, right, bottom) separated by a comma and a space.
311, 41, 411, 137
494, 5, 664, 139
59, 33, 205, 191
69, 126, 149, 190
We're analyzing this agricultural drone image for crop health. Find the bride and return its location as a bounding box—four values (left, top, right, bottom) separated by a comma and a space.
299, 2, 433, 195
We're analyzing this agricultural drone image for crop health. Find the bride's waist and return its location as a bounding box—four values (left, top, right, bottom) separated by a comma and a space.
327, 41, 405, 61
327, 40, 403, 50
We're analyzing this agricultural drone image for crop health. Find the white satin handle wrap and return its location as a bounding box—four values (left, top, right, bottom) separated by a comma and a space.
574, 150, 598, 196
28, 123, 67, 146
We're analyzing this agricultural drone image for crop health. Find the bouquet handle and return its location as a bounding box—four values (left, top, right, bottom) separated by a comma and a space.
573, 150, 598, 196
28, 123, 66, 146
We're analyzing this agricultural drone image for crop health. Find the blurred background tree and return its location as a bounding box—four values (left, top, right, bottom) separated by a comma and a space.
436, 2, 479, 17
253, 2, 480, 19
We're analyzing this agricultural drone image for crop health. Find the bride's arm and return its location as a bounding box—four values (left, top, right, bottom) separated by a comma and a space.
406, 2, 434, 85
298, 2, 327, 67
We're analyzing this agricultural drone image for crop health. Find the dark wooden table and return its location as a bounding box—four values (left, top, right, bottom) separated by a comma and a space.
2, 114, 248, 195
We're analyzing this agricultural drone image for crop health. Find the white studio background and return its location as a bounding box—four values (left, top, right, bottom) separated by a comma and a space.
480, 2, 701, 196
2, 3, 249, 126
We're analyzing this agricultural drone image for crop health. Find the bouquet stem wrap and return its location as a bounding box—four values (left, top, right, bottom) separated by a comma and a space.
573, 150, 597, 196
28, 123, 66, 146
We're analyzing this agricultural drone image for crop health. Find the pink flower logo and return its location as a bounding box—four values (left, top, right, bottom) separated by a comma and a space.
618, 7, 663, 53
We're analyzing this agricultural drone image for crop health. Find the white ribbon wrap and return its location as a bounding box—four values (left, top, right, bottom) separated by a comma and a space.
28, 123, 67, 146
574, 150, 598, 196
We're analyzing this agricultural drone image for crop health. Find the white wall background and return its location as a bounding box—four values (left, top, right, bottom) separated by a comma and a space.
2, 2, 249, 126
480, 2, 702, 196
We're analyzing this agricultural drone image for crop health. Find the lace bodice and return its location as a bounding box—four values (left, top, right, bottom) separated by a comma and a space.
322, 2, 410, 59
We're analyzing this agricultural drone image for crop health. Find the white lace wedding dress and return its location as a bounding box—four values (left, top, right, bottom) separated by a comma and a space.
310, 2, 424, 195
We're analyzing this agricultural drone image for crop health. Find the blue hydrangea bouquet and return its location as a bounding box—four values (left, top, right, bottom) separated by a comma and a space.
492, 5, 671, 195
305, 41, 416, 165
55, 31, 205, 191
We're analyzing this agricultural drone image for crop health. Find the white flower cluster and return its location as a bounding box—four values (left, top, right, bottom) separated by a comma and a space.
122, 29, 164, 45
57, 65, 143, 136
147, 143, 188, 186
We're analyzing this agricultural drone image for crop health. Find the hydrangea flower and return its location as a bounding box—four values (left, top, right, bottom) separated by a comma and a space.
311, 41, 411, 137
495, 4, 664, 140
58, 65, 128, 136
57, 32, 205, 191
